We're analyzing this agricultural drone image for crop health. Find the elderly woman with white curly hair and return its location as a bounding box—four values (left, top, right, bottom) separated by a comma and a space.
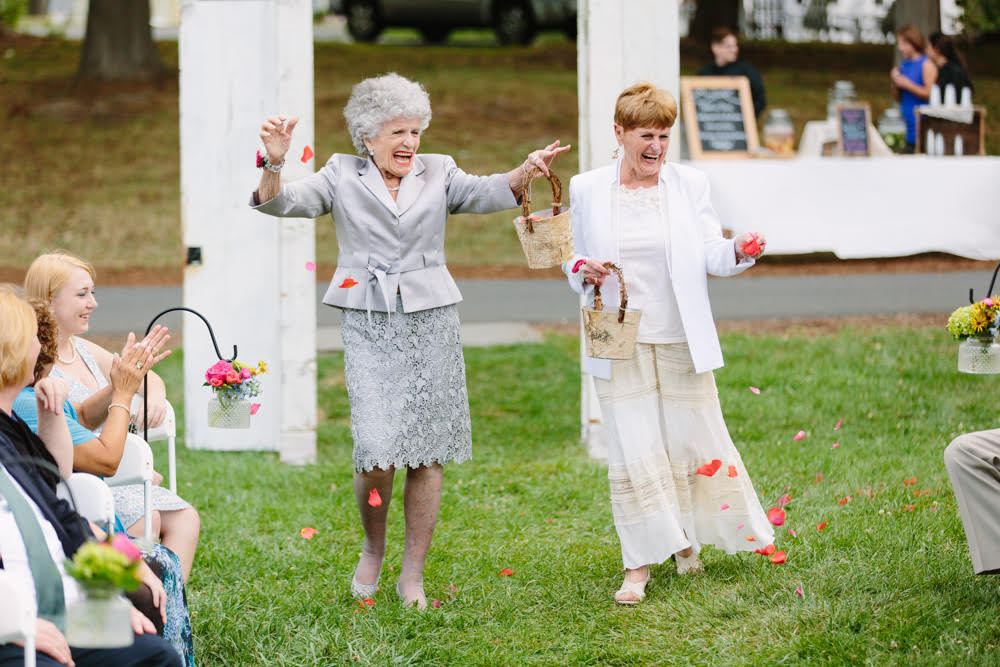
251, 72, 569, 609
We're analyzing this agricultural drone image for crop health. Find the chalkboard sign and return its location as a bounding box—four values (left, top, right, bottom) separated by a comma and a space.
835, 102, 871, 156
680, 76, 759, 159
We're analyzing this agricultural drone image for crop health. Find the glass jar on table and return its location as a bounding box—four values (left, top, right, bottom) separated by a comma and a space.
763, 108, 795, 155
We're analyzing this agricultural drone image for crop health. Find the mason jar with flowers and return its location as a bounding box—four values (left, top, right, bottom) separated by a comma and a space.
64, 533, 143, 647
204, 358, 267, 428
947, 296, 1000, 374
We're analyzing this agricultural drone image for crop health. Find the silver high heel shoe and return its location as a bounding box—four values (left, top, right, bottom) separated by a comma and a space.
396, 580, 427, 610
350, 559, 382, 599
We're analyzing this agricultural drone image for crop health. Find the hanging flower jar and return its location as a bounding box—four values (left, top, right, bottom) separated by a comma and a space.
204, 358, 267, 428
948, 297, 1000, 374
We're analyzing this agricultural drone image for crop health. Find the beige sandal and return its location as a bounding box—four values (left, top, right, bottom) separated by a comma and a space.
675, 552, 704, 575
614, 574, 650, 605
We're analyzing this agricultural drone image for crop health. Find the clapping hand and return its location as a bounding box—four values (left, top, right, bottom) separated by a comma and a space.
110, 326, 171, 397
259, 115, 300, 165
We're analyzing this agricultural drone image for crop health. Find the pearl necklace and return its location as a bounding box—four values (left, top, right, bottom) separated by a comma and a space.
387, 185, 400, 192
56, 337, 77, 364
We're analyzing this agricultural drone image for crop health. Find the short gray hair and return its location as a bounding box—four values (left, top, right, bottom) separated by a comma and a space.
343, 73, 432, 157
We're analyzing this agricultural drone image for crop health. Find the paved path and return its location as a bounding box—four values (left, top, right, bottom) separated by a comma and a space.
87, 271, 985, 350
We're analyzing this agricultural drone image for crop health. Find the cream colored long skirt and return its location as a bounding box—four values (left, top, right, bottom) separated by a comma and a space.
594, 342, 774, 570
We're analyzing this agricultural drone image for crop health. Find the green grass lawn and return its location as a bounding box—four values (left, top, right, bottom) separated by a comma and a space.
150, 326, 1000, 665
2, 36, 998, 273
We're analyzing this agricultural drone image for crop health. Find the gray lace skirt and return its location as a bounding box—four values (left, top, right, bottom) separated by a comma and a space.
341, 295, 472, 472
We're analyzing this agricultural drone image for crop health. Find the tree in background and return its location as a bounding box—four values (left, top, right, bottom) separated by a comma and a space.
0, 0, 27, 36
77, 0, 163, 79
955, 0, 1000, 38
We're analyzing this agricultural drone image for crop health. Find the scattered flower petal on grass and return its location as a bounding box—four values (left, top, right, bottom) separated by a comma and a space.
832, 442, 840, 449
817, 521, 828, 531
571, 259, 586, 273
838, 496, 851, 505
367, 488, 382, 507
720, 503, 730, 511
361, 598, 375, 607
767, 507, 786, 526
301, 145, 314, 162
834, 419, 842, 430
795, 587, 804, 597
545, 518, 555, 523
749, 386, 761, 394
305, 261, 316, 271
432, 600, 441, 609
250, 403, 261, 415
339, 278, 359, 288
445, 585, 458, 593
728, 465, 738, 478
904, 477, 918, 487
778, 493, 791, 507
793, 430, 806, 441
770, 551, 787, 564
815, 473, 824, 482
788, 528, 797, 537
300, 527, 318, 539
754, 544, 776, 556
498, 568, 514, 577
696, 459, 722, 477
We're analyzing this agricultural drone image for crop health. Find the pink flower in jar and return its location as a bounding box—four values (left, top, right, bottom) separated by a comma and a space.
206, 360, 234, 382
111, 532, 143, 563
225, 370, 241, 384
240, 367, 253, 379
209, 377, 224, 387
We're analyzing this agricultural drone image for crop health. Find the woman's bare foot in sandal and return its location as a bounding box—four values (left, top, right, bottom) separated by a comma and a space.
675, 547, 703, 574
615, 565, 650, 605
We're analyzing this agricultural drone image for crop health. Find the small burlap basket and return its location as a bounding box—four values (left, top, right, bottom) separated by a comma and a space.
512, 166, 574, 269
582, 263, 641, 360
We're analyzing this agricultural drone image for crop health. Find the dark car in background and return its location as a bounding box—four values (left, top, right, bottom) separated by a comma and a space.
329, 0, 577, 45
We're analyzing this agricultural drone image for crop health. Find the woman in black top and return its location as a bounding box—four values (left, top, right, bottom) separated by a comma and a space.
927, 32, 973, 99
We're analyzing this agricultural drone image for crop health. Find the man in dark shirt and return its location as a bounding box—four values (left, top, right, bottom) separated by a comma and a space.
697, 26, 767, 117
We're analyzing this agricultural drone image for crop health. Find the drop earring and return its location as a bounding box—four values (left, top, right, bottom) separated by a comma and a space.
611, 145, 621, 160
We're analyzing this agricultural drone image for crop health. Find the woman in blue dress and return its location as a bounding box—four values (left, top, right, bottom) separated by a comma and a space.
890, 24, 938, 153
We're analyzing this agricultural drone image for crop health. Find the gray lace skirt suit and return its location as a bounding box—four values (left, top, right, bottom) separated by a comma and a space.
252, 153, 518, 471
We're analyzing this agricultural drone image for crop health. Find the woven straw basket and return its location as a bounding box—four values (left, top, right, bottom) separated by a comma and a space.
512, 167, 574, 269
582, 263, 642, 360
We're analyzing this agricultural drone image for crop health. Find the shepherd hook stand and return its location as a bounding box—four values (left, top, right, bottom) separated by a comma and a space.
968, 261, 1000, 304
142, 307, 237, 445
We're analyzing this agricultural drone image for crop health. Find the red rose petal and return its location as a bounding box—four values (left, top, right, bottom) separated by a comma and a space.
299, 527, 318, 539
746, 536, 756, 542
367, 488, 382, 507
432, 599, 441, 609
767, 507, 786, 526
754, 544, 775, 556
696, 459, 722, 477
727, 465, 738, 478
250, 403, 261, 415
498, 568, 514, 577
816, 521, 827, 531
571, 259, 586, 274
301, 145, 314, 162
904, 477, 918, 487
770, 551, 787, 564
363, 598, 375, 607
339, 278, 359, 288
777, 493, 791, 507
838, 496, 850, 505
795, 587, 804, 597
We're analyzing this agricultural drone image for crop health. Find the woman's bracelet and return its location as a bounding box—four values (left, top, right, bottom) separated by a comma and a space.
108, 402, 131, 416
256, 149, 284, 173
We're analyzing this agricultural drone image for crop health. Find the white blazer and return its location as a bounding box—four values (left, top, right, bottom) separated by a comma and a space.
562, 160, 754, 379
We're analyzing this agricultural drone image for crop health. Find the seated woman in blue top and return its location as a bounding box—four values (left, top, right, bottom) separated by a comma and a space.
890, 24, 938, 153
12, 296, 195, 667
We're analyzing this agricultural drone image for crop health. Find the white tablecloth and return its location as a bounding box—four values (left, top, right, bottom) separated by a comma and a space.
685, 156, 1000, 260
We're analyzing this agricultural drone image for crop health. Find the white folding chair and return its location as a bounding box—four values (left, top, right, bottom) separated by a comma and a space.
57, 472, 116, 532
130, 396, 178, 493
0, 570, 37, 667
104, 434, 154, 543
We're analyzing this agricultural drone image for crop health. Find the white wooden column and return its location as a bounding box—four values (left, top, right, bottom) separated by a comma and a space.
577, 0, 680, 458
179, 0, 317, 463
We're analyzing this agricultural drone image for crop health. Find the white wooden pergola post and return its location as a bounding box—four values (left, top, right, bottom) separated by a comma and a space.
577, 0, 680, 458
179, 0, 317, 464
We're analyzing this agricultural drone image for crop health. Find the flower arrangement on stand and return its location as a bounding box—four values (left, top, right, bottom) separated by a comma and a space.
947, 297, 1000, 374
204, 358, 267, 428
64, 534, 143, 648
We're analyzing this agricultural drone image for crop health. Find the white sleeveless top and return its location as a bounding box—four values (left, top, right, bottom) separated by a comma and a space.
617, 184, 686, 343
50, 338, 108, 403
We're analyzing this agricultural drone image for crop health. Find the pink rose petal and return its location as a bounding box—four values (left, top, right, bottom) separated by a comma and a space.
793, 430, 807, 441
832, 442, 840, 449
720, 503, 730, 510
299, 527, 318, 539
432, 599, 441, 609
250, 403, 261, 415
737, 524, 744, 530
795, 587, 804, 597
749, 386, 761, 394
787, 528, 797, 537
834, 419, 842, 430
305, 261, 316, 271
778, 493, 791, 507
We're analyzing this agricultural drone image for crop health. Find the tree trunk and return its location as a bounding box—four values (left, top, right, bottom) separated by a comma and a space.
29, 0, 50, 14
894, 0, 941, 41
691, 0, 742, 44
77, 0, 163, 80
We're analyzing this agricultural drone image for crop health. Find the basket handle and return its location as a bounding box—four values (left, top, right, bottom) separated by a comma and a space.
520, 166, 563, 233
591, 262, 629, 323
